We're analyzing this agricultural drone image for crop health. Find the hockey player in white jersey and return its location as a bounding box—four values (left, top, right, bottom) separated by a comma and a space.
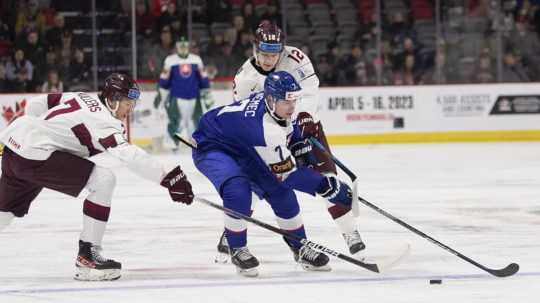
0, 73, 194, 281
217, 21, 365, 258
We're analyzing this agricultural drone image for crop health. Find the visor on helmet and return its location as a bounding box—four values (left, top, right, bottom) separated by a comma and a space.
257, 41, 283, 53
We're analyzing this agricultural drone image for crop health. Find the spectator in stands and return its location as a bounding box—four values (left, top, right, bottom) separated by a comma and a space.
471, 53, 495, 83
352, 61, 370, 86
142, 25, 174, 79
233, 31, 252, 59
0, 62, 8, 92
392, 37, 419, 72
19, 29, 45, 70
242, 2, 259, 32
15, 0, 47, 37
34, 46, 58, 87
206, 32, 225, 57
224, 15, 246, 47
387, 12, 416, 46
259, 0, 282, 28
394, 54, 419, 85
57, 29, 74, 73
45, 13, 66, 50
316, 55, 338, 86
5, 48, 33, 92
207, 43, 242, 77
67, 48, 91, 91
326, 42, 341, 65
190, 39, 201, 56
506, 18, 540, 80
40, 69, 63, 93
135, 0, 156, 38
337, 44, 365, 85
157, 2, 185, 36
502, 49, 530, 82
420, 50, 456, 84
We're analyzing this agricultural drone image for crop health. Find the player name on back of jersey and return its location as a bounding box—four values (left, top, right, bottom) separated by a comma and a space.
77, 92, 102, 112
245, 93, 264, 117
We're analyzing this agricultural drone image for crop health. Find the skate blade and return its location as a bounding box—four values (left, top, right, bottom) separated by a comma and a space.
300, 263, 332, 272
214, 252, 230, 264
74, 267, 121, 281
236, 267, 259, 277
351, 249, 367, 262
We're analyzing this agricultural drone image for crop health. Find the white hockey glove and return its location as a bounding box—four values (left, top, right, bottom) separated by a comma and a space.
200, 88, 214, 112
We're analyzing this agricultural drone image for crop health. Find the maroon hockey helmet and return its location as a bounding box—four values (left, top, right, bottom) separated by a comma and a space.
254, 21, 284, 53
100, 73, 141, 104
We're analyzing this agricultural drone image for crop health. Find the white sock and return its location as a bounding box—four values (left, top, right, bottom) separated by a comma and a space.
80, 167, 115, 245
0, 212, 15, 231
326, 201, 357, 234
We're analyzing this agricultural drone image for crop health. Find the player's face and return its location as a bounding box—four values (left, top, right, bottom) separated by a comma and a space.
257, 51, 280, 71
115, 98, 136, 120
274, 98, 297, 120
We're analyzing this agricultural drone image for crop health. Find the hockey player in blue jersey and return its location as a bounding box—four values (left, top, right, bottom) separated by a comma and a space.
158, 37, 214, 149
192, 71, 355, 277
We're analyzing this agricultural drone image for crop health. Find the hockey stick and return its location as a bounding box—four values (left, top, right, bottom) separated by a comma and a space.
308, 137, 520, 278
174, 133, 407, 273
194, 195, 382, 273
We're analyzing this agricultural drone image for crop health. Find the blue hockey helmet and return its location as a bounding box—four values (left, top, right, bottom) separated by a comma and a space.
264, 71, 302, 121
264, 71, 301, 101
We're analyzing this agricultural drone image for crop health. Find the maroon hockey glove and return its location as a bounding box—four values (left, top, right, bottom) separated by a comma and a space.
160, 166, 194, 205
297, 112, 319, 139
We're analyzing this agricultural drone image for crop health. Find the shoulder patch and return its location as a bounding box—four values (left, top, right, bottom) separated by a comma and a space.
295, 63, 315, 81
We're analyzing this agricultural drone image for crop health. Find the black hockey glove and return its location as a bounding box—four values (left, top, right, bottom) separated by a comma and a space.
289, 139, 312, 158
317, 176, 352, 207
160, 166, 194, 205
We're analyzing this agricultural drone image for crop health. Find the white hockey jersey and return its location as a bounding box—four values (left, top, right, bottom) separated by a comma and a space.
0, 92, 168, 184
233, 46, 320, 118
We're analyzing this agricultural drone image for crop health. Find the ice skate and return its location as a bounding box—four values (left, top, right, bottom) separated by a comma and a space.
343, 230, 366, 256
292, 244, 331, 272
74, 240, 121, 281
214, 231, 230, 263
230, 247, 259, 277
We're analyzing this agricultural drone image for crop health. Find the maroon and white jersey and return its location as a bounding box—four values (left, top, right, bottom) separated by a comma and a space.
233, 46, 320, 120
0, 92, 168, 183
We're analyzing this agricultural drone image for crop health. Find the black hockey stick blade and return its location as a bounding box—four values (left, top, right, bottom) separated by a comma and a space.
194, 196, 386, 273
487, 263, 520, 278
309, 137, 520, 278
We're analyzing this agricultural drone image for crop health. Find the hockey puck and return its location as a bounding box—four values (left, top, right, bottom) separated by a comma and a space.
429, 279, 442, 284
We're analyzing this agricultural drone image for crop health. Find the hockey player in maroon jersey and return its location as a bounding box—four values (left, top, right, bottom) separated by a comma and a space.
0, 73, 194, 281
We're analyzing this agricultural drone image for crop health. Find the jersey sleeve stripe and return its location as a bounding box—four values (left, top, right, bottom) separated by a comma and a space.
47, 93, 63, 109
98, 134, 119, 150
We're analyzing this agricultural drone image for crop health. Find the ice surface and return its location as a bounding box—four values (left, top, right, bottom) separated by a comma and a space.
1, 142, 538, 303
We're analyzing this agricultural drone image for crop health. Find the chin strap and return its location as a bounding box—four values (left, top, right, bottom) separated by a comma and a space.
105, 99, 120, 118
264, 96, 286, 123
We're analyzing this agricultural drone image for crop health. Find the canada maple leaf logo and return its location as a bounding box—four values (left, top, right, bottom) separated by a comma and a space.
2, 99, 27, 124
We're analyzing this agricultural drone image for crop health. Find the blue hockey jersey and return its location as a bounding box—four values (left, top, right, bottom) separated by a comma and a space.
159, 53, 210, 99
193, 92, 321, 196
